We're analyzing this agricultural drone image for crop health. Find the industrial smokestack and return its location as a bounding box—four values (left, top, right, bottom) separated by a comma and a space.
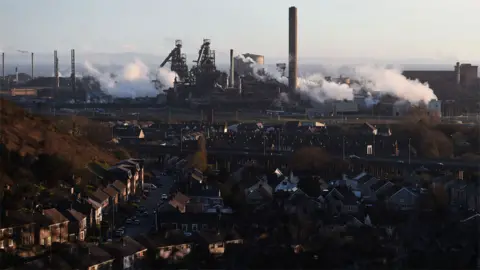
288, 6, 298, 92
31, 52, 34, 79
229, 49, 235, 88
455, 62, 461, 86
54, 50, 59, 89
71, 49, 76, 102
1, 53, 4, 86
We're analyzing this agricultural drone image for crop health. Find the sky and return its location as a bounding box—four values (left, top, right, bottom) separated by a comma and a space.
1, 0, 479, 62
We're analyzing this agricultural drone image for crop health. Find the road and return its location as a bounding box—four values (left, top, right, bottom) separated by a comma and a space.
122, 174, 174, 237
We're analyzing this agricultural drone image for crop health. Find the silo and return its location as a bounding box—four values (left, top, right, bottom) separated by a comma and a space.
234, 53, 265, 76
243, 53, 264, 65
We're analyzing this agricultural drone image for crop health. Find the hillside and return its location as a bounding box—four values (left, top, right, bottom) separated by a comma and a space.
0, 99, 119, 169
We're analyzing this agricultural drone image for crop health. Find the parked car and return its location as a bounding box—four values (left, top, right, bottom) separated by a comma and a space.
133, 219, 141, 225
125, 218, 133, 224
115, 228, 125, 236
161, 194, 168, 200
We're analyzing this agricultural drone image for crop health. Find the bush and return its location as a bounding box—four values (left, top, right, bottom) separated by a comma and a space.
114, 149, 130, 160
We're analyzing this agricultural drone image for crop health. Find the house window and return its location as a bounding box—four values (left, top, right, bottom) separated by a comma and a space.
172, 223, 178, 229
399, 199, 405, 203
192, 224, 198, 231
7, 228, 13, 234
8, 239, 13, 247
0, 240, 4, 249
216, 243, 224, 248
181, 224, 188, 232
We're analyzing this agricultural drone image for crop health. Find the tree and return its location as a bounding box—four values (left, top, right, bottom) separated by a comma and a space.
189, 135, 208, 172
31, 154, 73, 188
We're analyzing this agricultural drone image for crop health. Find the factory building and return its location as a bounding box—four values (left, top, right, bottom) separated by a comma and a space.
393, 100, 442, 118
403, 62, 479, 94
307, 100, 359, 117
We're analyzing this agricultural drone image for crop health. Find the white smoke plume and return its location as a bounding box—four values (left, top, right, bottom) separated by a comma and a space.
83, 59, 177, 98
235, 56, 438, 105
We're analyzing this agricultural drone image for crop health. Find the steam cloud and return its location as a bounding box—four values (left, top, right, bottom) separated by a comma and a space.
83, 59, 177, 98
235, 56, 438, 105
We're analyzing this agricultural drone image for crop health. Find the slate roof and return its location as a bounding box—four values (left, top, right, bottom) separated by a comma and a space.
43, 208, 69, 224
103, 186, 119, 198
91, 189, 109, 203
111, 180, 127, 191
169, 192, 190, 210
62, 209, 86, 222
102, 236, 146, 257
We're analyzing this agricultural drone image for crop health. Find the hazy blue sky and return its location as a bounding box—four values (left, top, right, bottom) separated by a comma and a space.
1, 0, 479, 61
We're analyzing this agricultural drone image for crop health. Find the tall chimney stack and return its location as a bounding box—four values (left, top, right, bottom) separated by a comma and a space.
229, 49, 235, 88
288, 6, 298, 93
31, 52, 34, 79
1, 53, 4, 87
71, 49, 76, 102
455, 62, 461, 86
54, 50, 59, 89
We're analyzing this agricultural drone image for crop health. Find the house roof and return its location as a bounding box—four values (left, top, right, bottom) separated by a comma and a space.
103, 186, 119, 198
136, 230, 193, 248
364, 122, 376, 131
370, 180, 391, 192
116, 164, 137, 176
329, 186, 358, 205
169, 192, 190, 210
107, 166, 131, 180
43, 208, 69, 224
62, 209, 86, 222
113, 125, 143, 138
384, 186, 418, 199
102, 236, 146, 257
115, 160, 140, 171
111, 180, 127, 191
195, 228, 242, 244
186, 181, 220, 198
91, 189, 110, 203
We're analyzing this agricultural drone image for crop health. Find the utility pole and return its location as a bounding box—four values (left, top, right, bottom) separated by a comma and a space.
342, 136, 346, 160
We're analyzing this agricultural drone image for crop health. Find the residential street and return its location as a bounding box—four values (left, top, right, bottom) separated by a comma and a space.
123, 174, 174, 237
